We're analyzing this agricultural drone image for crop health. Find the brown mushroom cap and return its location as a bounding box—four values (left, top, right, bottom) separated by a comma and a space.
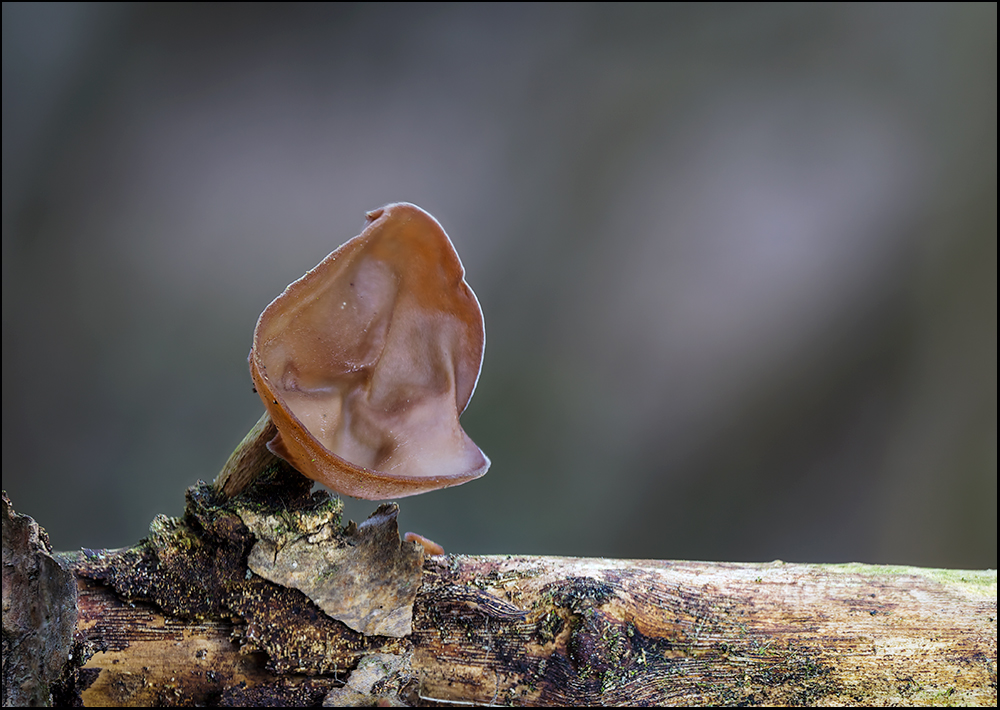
250, 203, 489, 499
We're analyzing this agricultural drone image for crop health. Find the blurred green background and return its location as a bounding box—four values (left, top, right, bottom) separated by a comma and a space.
3, 3, 995, 568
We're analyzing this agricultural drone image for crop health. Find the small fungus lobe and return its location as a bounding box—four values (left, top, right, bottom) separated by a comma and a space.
403, 531, 446, 556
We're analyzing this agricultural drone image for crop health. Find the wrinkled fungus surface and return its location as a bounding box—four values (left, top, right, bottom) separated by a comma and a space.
251, 203, 489, 499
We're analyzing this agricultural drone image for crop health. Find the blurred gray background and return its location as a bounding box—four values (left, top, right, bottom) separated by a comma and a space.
3, 3, 995, 568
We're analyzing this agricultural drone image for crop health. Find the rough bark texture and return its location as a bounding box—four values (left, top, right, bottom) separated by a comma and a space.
2, 491, 78, 706
2, 470, 996, 707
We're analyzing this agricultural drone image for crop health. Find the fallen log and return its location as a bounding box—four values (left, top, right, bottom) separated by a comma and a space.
3, 465, 996, 707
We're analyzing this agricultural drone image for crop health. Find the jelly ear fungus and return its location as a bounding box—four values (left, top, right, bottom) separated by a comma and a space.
217, 203, 489, 500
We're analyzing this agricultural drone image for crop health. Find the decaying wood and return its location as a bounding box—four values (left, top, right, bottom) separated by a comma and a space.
214, 410, 281, 499
2, 468, 996, 707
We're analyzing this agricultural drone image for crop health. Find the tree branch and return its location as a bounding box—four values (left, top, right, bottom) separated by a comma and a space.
2, 467, 996, 707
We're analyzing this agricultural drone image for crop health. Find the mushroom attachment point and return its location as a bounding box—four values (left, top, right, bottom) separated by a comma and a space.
249, 203, 489, 499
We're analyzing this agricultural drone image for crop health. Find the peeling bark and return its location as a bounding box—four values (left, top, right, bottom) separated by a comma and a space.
2, 471, 996, 707
2, 491, 78, 706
